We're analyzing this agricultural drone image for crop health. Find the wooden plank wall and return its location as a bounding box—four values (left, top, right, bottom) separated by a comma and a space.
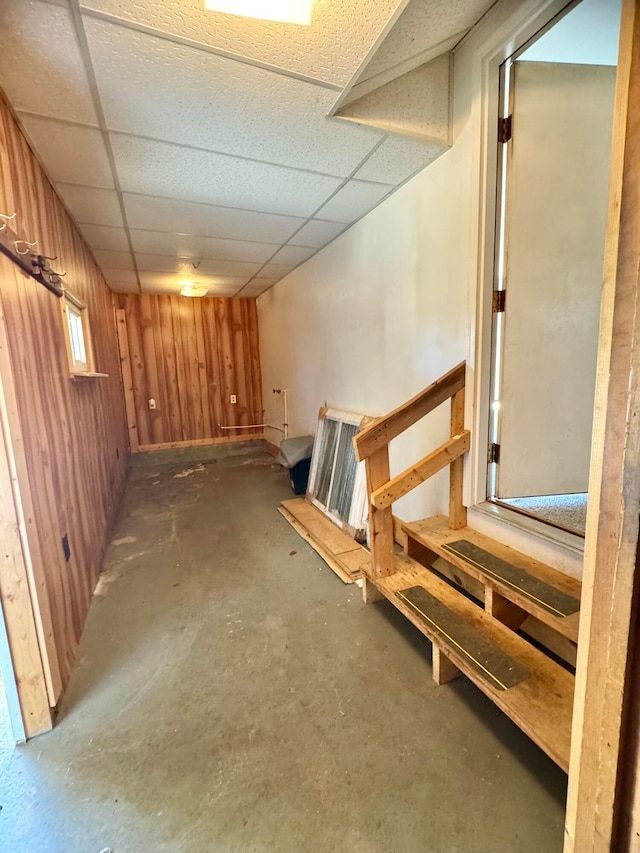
118, 294, 263, 450
0, 92, 128, 699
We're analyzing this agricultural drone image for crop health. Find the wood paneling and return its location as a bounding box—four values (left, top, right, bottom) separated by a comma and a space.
0, 92, 128, 701
118, 294, 263, 450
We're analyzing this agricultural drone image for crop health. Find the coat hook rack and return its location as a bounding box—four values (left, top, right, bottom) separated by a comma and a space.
0, 216, 64, 297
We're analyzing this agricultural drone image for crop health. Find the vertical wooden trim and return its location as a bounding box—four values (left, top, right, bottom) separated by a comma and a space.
565, 1, 640, 849
449, 386, 467, 529
365, 446, 395, 578
0, 294, 61, 704
115, 309, 138, 452
0, 317, 52, 736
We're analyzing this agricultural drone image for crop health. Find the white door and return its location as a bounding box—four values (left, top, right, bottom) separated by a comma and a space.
495, 60, 615, 498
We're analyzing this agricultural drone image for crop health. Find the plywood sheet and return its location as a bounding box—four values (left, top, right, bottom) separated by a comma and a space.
280, 498, 368, 583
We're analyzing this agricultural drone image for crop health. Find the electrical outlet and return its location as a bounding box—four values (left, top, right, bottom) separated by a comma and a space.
149, 398, 157, 410
230, 394, 237, 404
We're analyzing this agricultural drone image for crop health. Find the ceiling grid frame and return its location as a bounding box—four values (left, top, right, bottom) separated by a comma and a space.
0, 0, 501, 297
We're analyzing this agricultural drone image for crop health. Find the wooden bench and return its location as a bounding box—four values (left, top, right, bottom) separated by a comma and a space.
364, 553, 575, 772
402, 515, 581, 644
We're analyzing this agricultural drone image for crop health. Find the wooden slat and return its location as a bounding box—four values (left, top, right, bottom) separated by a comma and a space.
370, 553, 574, 772
449, 387, 467, 529
120, 294, 263, 447
115, 309, 138, 452
565, 1, 640, 848
353, 361, 466, 461
403, 515, 581, 643
279, 498, 368, 583
0, 91, 129, 695
371, 430, 470, 510
365, 446, 395, 577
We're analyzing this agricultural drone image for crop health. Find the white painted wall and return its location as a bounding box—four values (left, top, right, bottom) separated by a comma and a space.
259, 139, 473, 521
258, 0, 592, 576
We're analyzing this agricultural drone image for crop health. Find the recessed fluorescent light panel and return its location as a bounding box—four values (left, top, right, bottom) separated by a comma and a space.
204, 0, 313, 25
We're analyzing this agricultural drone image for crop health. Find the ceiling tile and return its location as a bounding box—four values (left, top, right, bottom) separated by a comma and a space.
123, 194, 304, 244
20, 115, 114, 188
353, 134, 445, 184
315, 179, 393, 223
0, 0, 97, 124
79, 0, 402, 87
93, 249, 135, 270
240, 280, 277, 296
289, 218, 348, 248
243, 277, 278, 289
105, 279, 139, 294
135, 254, 262, 278
128, 230, 279, 262
100, 268, 138, 284
110, 134, 342, 216
57, 184, 124, 227
258, 262, 298, 279
78, 223, 130, 252
84, 18, 382, 175
269, 245, 317, 265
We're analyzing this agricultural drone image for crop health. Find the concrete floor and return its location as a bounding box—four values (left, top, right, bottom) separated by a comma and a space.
0, 449, 567, 852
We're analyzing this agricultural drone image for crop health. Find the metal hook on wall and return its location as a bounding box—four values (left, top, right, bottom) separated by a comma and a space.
14, 239, 38, 255
0, 212, 17, 233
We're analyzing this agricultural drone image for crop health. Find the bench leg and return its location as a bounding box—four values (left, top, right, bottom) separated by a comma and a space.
362, 575, 385, 604
485, 588, 528, 631
432, 646, 462, 685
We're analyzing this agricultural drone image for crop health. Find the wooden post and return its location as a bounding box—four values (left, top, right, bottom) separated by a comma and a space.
565, 1, 640, 848
485, 587, 527, 632
432, 646, 461, 685
362, 576, 385, 604
449, 387, 467, 530
115, 308, 139, 453
365, 446, 396, 578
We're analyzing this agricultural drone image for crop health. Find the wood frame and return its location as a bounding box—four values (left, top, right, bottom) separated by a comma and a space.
0, 295, 53, 738
60, 289, 96, 376
354, 362, 469, 578
565, 0, 640, 847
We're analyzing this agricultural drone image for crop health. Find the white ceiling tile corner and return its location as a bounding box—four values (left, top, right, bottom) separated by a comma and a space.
289, 218, 349, 248
315, 180, 393, 223
20, 115, 114, 188
93, 249, 135, 270
353, 134, 446, 184
56, 184, 124, 227
78, 223, 130, 252
0, 0, 97, 124
270, 244, 318, 265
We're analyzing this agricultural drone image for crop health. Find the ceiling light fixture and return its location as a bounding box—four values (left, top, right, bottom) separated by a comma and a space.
181, 282, 209, 297
203, 0, 313, 25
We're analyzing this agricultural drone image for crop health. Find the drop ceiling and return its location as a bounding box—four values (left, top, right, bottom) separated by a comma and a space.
0, 0, 496, 298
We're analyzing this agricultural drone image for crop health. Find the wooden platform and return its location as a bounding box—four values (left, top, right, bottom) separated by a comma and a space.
402, 516, 581, 643
279, 498, 369, 584
367, 553, 575, 772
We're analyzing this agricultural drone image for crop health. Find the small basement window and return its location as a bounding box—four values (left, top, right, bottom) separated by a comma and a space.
61, 291, 96, 376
